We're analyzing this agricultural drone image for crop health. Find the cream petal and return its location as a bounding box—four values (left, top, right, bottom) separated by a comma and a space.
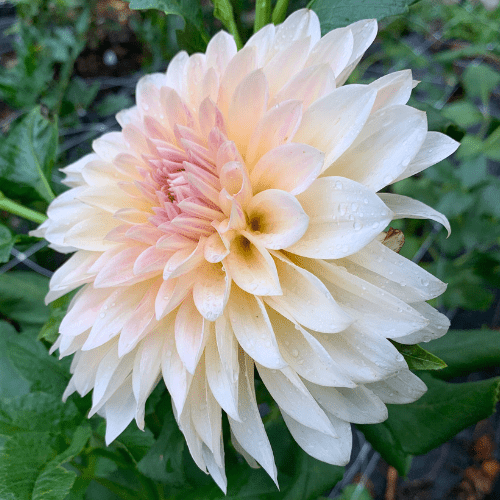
266, 251, 352, 333
204, 231, 230, 263
186, 53, 207, 109
64, 211, 119, 252
205, 326, 240, 421
246, 189, 309, 250
286, 177, 393, 259
246, 99, 303, 168
165, 50, 189, 96
161, 316, 193, 416
257, 364, 338, 436
379, 193, 451, 236
219, 161, 252, 207
394, 131, 460, 183
164, 238, 205, 279
81, 159, 123, 187
226, 286, 287, 369
369, 70, 413, 112
94, 246, 147, 287
250, 143, 324, 196
341, 239, 447, 302
324, 105, 427, 191
133, 246, 172, 275
272, 8, 321, 54
224, 232, 282, 296
293, 85, 376, 168
175, 296, 208, 374
297, 258, 429, 339
268, 305, 356, 387
393, 302, 450, 344
304, 382, 388, 424
136, 73, 166, 119
217, 45, 257, 117
228, 351, 278, 484
227, 69, 268, 157
281, 409, 351, 466
305, 27, 354, 78
269, 63, 335, 109
244, 23, 275, 65
155, 272, 195, 320
48, 250, 98, 296
365, 370, 427, 404
193, 262, 230, 321
264, 37, 311, 99
202, 444, 227, 494
103, 376, 136, 445
178, 404, 207, 472
335, 19, 378, 86
206, 31, 237, 77
93, 132, 128, 162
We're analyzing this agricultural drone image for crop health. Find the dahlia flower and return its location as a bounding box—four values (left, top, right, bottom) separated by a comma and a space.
33, 9, 459, 492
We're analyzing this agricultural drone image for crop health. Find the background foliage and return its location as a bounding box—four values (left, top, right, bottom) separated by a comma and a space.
0, 0, 499, 498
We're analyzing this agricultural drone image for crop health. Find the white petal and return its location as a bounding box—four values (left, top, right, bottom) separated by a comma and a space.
202, 443, 227, 493
369, 70, 413, 112
273, 8, 321, 54
250, 144, 324, 196
293, 85, 376, 168
365, 370, 427, 404
379, 193, 451, 236
103, 376, 136, 444
227, 286, 287, 369
64, 211, 119, 252
206, 31, 237, 77
193, 263, 230, 321
393, 302, 450, 344
286, 176, 393, 259
228, 351, 278, 484
266, 251, 352, 333
165, 51, 189, 96
257, 364, 338, 436
394, 131, 460, 182
281, 409, 351, 466
304, 382, 388, 424
324, 105, 427, 191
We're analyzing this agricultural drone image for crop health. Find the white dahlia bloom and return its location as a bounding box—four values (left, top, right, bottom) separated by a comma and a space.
33, 9, 459, 491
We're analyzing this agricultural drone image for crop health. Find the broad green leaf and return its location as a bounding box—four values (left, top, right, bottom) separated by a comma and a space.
455, 157, 489, 189
391, 342, 446, 371
482, 126, 500, 162
7, 334, 70, 395
337, 484, 374, 500
309, 0, 418, 34
463, 64, 500, 106
0, 271, 49, 326
441, 101, 483, 129
127, 0, 209, 48
359, 373, 500, 472
436, 190, 475, 218
38, 291, 75, 344
137, 407, 186, 486
0, 224, 15, 263
426, 329, 500, 379
0, 107, 57, 202
0, 321, 30, 399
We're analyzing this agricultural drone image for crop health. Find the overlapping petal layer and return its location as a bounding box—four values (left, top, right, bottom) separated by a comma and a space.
35, 8, 459, 492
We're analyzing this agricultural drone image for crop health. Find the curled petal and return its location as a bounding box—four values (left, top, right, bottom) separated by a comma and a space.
369, 70, 413, 112
246, 189, 309, 250
365, 370, 427, 404
193, 262, 231, 321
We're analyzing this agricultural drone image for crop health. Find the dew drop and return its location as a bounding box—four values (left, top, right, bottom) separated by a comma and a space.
292, 349, 299, 357
99, 312, 106, 318
353, 222, 362, 231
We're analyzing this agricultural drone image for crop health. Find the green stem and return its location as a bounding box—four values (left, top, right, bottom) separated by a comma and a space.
0, 192, 47, 224
214, 0, 243, 49
271, 0, 289, 24
254, 0, 271, 33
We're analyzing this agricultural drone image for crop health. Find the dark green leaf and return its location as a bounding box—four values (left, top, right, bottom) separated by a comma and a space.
38, 291, 75, 344
359, 373, 500, 471
426, 329, 500, 379
441, 101, 483, 129
309, 0, 415, 34
455, 157, 489, 189
0, 224, 15, 263
391, 342, 447, 371
463, 64, 500, 106
0, 107, 57, 202
0, 271, 49, 326
337, 484, 374, 500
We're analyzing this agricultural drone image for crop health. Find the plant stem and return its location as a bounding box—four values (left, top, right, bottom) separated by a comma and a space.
254, 0, 271, 33
214, 0, 243, 49
272, 0, 289, 24
0, 192, 47, 224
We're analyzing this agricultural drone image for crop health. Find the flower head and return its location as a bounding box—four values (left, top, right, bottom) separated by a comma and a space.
34, 9, 459, 492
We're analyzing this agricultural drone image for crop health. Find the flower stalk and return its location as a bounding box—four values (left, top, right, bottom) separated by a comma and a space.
0, 191, 47, 224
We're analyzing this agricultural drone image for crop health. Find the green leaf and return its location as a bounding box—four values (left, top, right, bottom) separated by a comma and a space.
359, 373, 500, 472
455, 157, 489, 189
337, 484, 374, 500
441, 101, 483, 128
0, 107, 57, 202
38, 291, 75, 344
127, 0, 209, 49
309, 0, 416, 34
0, 224, 15, 263
0, 321, 30, 399
391, 342, 447, 371
426, 329, 500, 379
0, 271, 49, 326
463, 63, 500, 106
